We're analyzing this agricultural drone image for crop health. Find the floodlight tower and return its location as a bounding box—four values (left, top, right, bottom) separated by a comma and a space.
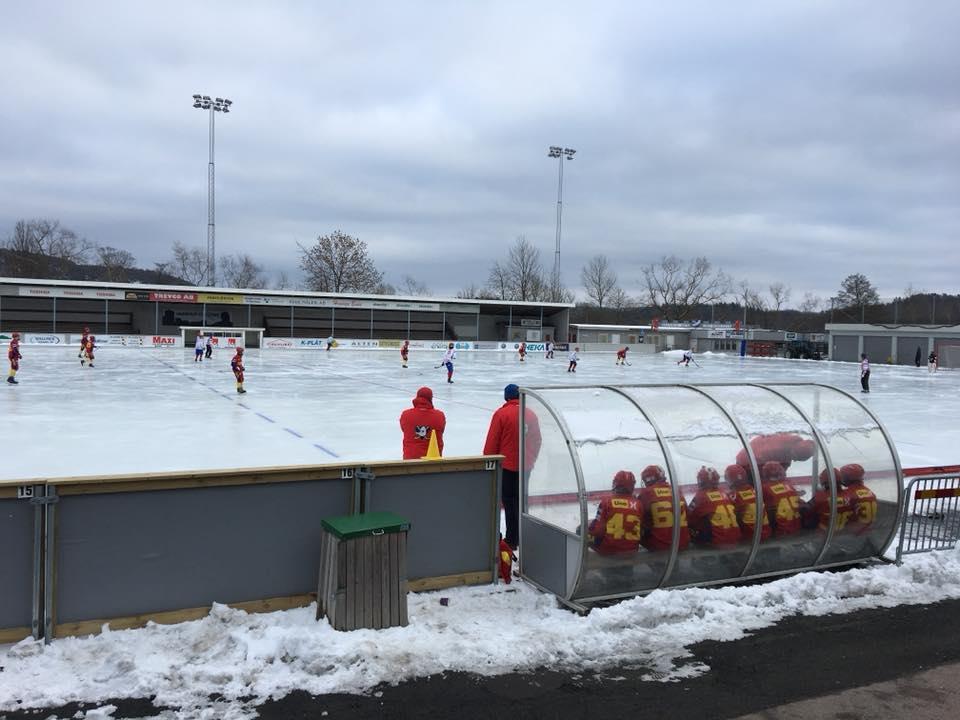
548, 146, 576, 300
192, 94, 232, 286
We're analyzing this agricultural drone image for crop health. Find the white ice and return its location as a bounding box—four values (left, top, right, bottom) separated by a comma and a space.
4, 347, 958, 481
2, 348, 959, 718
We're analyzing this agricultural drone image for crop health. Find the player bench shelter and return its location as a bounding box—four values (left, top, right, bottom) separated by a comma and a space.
518, 383, 903, 611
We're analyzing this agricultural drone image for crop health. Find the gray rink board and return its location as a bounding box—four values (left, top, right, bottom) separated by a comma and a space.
0, 496, 34, 632
363, 469, 494, 580
53, 478, 352, 624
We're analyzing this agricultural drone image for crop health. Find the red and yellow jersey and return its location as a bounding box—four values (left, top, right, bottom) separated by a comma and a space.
400, 343, 409, 358
842, 483, 878, 535
638, 482, 690, 551
689, 489, 741, 546
729, 486, 772, 541
83, 340, 95, 356
8, 340, 21, 361
761, 480, 802, 536
230, 353, 244, 373
498, 539, 515, 584
804, 489, 854, 532
616, 348, 627, 359
588, 494, 644, 555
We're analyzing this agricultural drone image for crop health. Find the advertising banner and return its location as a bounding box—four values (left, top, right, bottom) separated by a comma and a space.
150, 291, 197, 303
99, 335, 145, 347
243, 295, 441, 312
197, 293, 245, 305
263, 337, 296, 349
149, 336, 180, 347
19, 286, 125, 300
22, 333, 67, 345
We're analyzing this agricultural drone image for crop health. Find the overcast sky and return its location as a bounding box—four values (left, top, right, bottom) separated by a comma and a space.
1, 1, 957, 303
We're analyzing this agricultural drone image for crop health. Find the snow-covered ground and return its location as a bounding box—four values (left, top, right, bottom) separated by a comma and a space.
2, 348, 959, 719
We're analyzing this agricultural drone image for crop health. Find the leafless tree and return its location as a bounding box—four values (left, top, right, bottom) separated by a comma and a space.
456, 283, 495, 300
220, 253, 267, 289
609, 287, 633, 323
298, 230, 384, 293
373, 280, 397, 295
2, 219, 93, 278
275, 270, 291, 290
736, 280, 766, 326
96, 246, 136, 283
486, 261, 510, 300
505, 235, 548, 302
581, 254, 618, 308
640, 255, 731, 321
768, 282, 791, 312
162, 241, 210, 286
399, 274, 430, 296
798, 292, 821, 313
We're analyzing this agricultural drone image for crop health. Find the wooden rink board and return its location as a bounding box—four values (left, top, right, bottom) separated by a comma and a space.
0, 456, 501, 640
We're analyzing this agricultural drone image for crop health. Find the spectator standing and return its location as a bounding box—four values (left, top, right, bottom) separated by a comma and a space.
483, 383, 542, 549
399, 386, 446, 459
860, 353, 870, 393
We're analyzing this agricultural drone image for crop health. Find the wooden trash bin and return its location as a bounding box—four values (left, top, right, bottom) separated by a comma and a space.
316, 511, 411, 631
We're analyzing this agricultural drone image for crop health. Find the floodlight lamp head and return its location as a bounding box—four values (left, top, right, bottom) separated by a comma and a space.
202, 95, 211, 101
192, 94, 202, 100
215, 97, 223, 103
564, 148, 576, 158
193, 102, 202, 108
548, 146, 562, 157
223, 99, 232, 106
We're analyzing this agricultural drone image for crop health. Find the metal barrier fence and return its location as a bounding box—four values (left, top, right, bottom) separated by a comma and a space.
896, 471, 960, 564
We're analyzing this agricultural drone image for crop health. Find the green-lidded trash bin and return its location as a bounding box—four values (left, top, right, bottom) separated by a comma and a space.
316, 512, 411, 631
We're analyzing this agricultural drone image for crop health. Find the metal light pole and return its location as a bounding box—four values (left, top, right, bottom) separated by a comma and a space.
192, 94, 232, 286
548, 146, 576, 301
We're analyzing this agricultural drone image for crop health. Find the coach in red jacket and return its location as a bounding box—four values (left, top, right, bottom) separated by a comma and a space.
483, 384, 542, 549
399, 386, 446, 459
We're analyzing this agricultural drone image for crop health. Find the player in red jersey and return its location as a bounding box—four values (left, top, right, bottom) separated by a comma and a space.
839, 463, 878, 536
518, 342, 526, 362
231, 347, 246, 394
7, 331, 22, 384
637, 464, 690, 551
400, 340, 409, 369
801, 468, 853, 532
78, 326, 90, 361
81, 335, 96, 368
399, 386, 446, 459
688, 466, 741, 546
760, 461, 802, 536
735, 433, 816, 474
724, 464, 771, 541
615, 347, 629, 365
588, 470, 644, 556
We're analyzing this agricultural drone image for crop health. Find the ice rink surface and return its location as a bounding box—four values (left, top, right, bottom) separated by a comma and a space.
4, 346, 957, 481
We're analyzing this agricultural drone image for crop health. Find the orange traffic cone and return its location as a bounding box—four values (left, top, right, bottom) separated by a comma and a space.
423, 429, 442, 460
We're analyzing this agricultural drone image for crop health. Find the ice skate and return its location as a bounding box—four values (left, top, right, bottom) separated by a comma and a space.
7, 376, 17, 384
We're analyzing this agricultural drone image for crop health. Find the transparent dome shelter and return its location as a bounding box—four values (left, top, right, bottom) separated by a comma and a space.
518, 384, 902, 611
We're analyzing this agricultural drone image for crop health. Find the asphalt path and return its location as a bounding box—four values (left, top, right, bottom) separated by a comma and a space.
5, 597, 960, 719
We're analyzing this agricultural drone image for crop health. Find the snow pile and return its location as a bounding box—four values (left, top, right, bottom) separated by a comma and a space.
3, 548, 960, 717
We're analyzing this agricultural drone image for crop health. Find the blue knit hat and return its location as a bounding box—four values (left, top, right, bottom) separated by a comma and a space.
504, 384, 520, 400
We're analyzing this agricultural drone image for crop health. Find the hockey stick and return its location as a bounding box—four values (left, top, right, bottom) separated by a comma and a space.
692, 357, 702, 368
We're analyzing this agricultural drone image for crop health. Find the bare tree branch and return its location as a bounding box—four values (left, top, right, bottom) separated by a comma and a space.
580, 254, 618, 308
298, 230, 384, 293
220, 253, 267, 289
641, 255, 730, 320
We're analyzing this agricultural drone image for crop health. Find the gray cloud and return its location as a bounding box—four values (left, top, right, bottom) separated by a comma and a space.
0, 1, 957, 304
